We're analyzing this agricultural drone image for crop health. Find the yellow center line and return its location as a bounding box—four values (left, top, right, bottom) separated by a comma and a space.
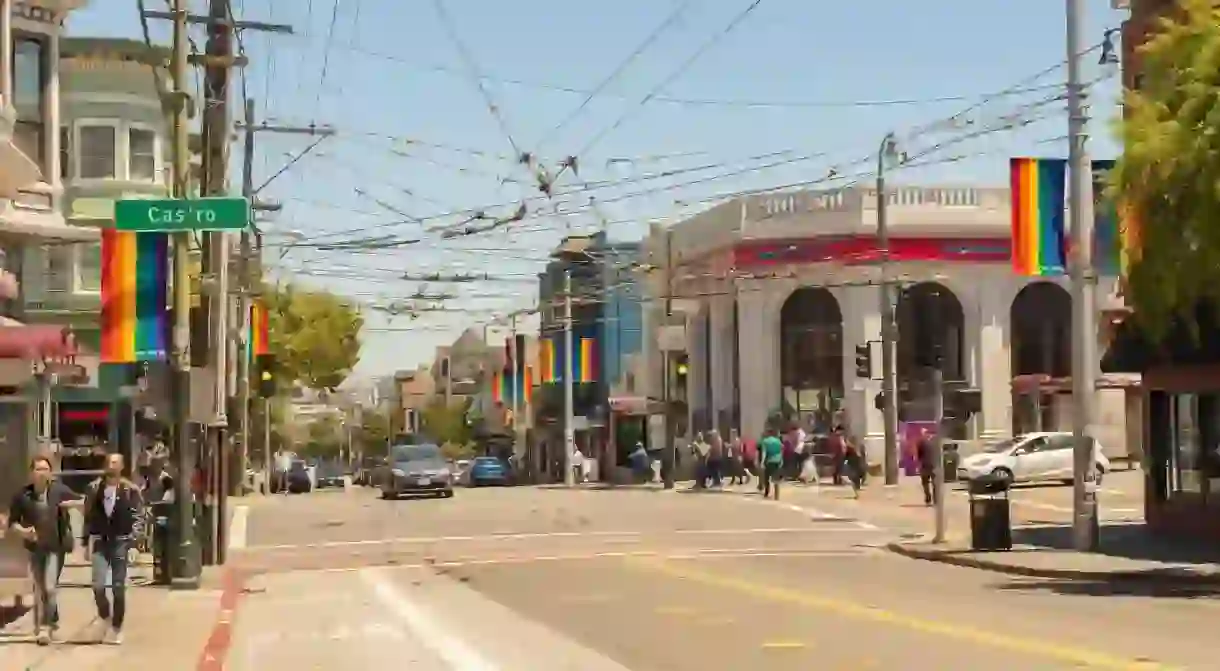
624, 557, 1177, 671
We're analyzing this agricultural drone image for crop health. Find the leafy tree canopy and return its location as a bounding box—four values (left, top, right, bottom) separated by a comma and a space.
421, 398, 473, 447
354, 406, 391, 456
265, 283, 363, 392
300, 414, 344, 459
1109, 0, 1220, 337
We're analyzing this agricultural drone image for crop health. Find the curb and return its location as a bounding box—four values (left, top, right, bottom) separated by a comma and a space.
885, 540, 1220, 585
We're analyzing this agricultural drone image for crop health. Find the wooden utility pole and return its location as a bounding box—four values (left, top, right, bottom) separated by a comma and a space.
234, 109, 333, 501
150, 0, 294, 577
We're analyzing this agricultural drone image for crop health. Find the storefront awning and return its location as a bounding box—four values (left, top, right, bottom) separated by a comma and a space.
0, 325, 78, 360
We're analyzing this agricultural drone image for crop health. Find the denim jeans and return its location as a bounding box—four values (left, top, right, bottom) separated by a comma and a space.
91, 537, 129, 630
28, 550, 61, 629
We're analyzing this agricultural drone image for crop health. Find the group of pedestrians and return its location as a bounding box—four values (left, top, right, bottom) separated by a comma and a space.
7, 452, 141, 646
687, 422, 869, 500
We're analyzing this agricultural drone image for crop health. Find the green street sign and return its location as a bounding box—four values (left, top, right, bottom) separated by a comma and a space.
114, 197, 249, 232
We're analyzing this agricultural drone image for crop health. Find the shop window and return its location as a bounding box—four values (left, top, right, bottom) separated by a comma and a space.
43, 244, 72, 293
1170, 393, 1205, 495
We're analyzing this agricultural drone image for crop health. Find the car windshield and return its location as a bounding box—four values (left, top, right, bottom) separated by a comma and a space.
289, 460, 307, 472
982, 437, 1021, 454
474, 457, 501, 465
392, 444, 442, 464
316, 462, 343, 477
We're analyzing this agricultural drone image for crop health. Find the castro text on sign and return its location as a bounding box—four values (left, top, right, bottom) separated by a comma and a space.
114, 197, 249, 232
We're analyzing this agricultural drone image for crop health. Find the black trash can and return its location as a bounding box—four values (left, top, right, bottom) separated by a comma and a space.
150, 501, 174, 585
968, 475, 1012, 551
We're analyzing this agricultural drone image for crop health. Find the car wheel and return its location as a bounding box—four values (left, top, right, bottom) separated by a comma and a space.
380, 488, 396, 500
990, 467, 1014, 485
442, 489, 454, 498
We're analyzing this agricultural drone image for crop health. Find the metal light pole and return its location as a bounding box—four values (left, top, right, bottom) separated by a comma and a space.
562, 270, 576, 487
509, 314, 521, 458
1066, 0, 1099, 551
877, 132, 901, 485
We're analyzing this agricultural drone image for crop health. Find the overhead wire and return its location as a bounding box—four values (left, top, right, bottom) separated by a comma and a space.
535, 0, 695, 151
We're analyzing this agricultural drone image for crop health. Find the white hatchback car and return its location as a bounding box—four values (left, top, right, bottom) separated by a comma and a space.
957, 432, 1110, 486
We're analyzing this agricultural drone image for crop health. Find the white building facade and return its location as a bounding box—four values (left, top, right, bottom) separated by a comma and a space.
640, 185, 1134, 459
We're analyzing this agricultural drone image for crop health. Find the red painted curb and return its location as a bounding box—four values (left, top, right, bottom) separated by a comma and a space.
196, 569, 248, 671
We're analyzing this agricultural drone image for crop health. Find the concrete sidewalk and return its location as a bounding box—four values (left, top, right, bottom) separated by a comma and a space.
0, 567, 225, 671
888, 522, 1220, 585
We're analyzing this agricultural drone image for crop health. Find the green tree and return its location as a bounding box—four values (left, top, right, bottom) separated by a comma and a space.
421, 398, 473, 446
300, 414, 344, 459
1109, 0, 1220, 336
355, 406, 391, 456
265, 284, 364, 392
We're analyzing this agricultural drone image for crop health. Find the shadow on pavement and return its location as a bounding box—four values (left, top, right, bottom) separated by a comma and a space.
994, 575, 1220, 600
1012, 523, 1220, 567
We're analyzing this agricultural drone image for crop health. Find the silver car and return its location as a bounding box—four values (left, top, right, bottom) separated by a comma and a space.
378, 444, 455, 500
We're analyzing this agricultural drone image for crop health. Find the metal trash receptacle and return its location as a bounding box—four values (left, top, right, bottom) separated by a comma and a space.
151, 501, 173, 585
968, 475, 1012, 551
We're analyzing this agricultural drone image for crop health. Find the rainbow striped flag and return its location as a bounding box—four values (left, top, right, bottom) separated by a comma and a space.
522, 365, 533, 403
249, 299, 270, 361
539, 338, 556, 383
1010, 157, 1067, 276
578, 337, 596, 383
100, 229, 168, 363
491, 371, 505, 404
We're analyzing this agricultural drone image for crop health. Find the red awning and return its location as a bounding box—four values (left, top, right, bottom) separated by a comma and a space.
0, 325, 78, 360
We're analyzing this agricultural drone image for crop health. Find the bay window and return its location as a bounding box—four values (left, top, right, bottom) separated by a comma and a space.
12, 36, 45, 171
128, 126, 157, 181
78, 124, 117, 179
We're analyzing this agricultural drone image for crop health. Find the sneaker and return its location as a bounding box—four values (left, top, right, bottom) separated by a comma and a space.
107, 628, 123, 645
35, 630, 49, 646
94, 617, 111, 642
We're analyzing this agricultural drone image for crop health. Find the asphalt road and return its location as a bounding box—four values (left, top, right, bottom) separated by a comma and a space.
224, 475, 1217, 670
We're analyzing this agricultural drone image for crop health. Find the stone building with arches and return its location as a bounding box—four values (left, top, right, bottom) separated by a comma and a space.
639, 184, 1135, 459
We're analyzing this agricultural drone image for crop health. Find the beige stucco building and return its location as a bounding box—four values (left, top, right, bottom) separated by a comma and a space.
639, 184, 1136, 459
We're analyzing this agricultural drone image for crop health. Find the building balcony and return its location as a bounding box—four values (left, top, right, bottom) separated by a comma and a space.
18, 0, 89, 14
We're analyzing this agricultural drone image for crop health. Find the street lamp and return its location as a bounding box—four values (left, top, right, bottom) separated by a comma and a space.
876, 132, 906, 486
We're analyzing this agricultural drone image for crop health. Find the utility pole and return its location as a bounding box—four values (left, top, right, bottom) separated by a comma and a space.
661, 228, 676, 490
201, 0, 232, 569
509, 313, 520, 459
562, 269, 575, 487
234, 102, 329, 499
877, 132, 900, 486
167, 0, 197, 589
931, 354, 947, 544
1066, 0, 1099, 551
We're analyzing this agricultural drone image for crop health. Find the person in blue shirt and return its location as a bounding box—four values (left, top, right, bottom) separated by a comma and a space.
758, 427, 785, 500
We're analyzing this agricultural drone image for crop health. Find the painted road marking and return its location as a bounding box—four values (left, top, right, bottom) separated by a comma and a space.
626, 558, 1178, 671
760, 641, 807, 650
361, 568, 500, 671
228, 505, 249, 551
249, 548, 880, 577
244, 527, 877, 552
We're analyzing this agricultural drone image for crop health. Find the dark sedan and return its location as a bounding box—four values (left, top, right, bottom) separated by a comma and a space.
378, 443, 454, 499
315, 462, 346, 489
286, 460, 312, 493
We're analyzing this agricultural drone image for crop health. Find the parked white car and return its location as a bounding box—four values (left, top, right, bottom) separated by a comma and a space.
957, 432, 1110, 486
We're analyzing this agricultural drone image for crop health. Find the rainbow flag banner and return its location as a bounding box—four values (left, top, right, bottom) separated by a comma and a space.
1091, 159, 1122, 277
578, 337, 596, 383
539, 339, 555, 383
491, 371, 506, 404
100, 229, 168, 363
249, 299, 270, 361
522, 365, 533, 403
1010, 157, 1068, 276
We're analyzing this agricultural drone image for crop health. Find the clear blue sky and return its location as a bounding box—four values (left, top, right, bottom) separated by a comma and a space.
72, 0, 1126, 381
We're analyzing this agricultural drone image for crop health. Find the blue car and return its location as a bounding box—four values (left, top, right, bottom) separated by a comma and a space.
468, 456, 512, 487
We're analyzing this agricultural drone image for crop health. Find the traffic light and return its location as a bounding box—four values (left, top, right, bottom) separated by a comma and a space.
854, 344, 872, 379
256, 355, 277, 398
